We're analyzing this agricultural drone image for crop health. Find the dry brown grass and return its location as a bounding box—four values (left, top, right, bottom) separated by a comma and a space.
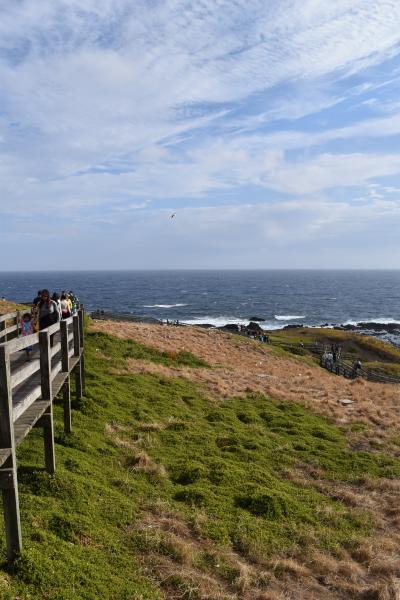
92, 320, 400, 449
129, 499, 400, 600
137, 422, 165, 432
0, 299, 28, 315
94, 320, 400, 600
125, 451, 166, 478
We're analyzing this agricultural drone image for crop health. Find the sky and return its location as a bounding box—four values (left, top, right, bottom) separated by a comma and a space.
1, 0, 400, 270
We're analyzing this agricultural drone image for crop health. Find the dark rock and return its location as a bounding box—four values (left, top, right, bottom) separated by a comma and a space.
358, 322, 400, 333
248, 316, 265, 322
246, 321, 264, 333
219, 323, 240, 332
337, 322, 400, 333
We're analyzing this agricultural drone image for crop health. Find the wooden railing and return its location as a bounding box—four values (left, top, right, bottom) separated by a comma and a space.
0, 308, 85, 562
272, 340, 400, 384
0, 310, 23, 344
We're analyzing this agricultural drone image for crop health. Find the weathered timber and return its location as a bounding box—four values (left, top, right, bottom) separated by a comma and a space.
0, 309, 85, 560
39, 330, 55, 473
60, 320, 71, 432
0, 345, 22, 562
73, 315, 83, 400
78, 310, 86, 393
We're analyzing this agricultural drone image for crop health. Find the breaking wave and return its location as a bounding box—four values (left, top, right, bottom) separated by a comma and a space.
274, 315, 306, 321
143, 303, 189, 309
179, 316, 285, 330
343, 318, 400, 326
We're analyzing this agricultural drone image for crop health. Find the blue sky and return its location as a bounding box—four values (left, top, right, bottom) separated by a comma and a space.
1, 0, 400, 269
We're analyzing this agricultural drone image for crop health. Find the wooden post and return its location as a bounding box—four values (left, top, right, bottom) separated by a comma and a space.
78, 309, 84, 349
73, 315, 82, 401
39, 330, 55, 474
62, 378, 71, 434
73, 315, 80, 358
60, 320, 71, 433
0, 346, 22, 562
78, 309, 85, 394
0, 320, 6, 343
60, 320, 69, 373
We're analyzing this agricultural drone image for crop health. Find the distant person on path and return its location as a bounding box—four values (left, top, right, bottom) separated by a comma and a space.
322, 351, 334, 370
352, 360, 362, 378
37, 289, 59, 330
68, 291, 78, 315
64, 291, 73, 315
20, 312, 34, 360
60, 293, 71, 319
52, 292, 62, 320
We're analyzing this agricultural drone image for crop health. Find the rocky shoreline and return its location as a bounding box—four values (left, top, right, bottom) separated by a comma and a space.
89, 309, 400, 344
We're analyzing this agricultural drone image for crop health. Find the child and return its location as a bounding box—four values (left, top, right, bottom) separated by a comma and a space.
21, 312, 34, 360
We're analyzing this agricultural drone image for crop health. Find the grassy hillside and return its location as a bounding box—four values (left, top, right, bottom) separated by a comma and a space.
1, 327, 400, 598
0, 300, 29, 315
269, 326, 400, 377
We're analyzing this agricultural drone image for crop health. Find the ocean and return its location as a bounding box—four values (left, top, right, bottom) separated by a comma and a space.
1, 270, 400, 342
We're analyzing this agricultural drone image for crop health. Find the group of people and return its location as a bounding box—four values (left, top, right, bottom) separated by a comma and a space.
247, 332, 270, 343
321, 344, 342, 367
20, 289, 79, 359
32, 289, 79, 329
321, 343, 364, 378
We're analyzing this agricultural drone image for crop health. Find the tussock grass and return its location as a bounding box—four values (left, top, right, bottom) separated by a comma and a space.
0, 299, 29, 315
270, 326, 400, 376
1, 328, 400, 598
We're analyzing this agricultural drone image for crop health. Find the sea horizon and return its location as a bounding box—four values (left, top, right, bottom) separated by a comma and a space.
1, 268, 400, 273
2, 270, 400, 345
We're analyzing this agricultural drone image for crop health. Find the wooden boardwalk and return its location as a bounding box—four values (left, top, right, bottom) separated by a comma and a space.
0, 308, 85, 562
271, 340, 400, 383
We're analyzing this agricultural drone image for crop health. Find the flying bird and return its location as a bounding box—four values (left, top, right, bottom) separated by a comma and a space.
170, 213, 176, 219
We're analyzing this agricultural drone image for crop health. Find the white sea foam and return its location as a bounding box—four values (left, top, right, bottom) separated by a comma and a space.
343, 318, 400, 326
180, 316, 248, 327
143, 303, 188, 309
274, 315, 306, 321
179, 316, 285, 330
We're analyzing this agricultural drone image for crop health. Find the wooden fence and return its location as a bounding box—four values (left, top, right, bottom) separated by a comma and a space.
0, 308, 85, 562
273, 341, 400, 384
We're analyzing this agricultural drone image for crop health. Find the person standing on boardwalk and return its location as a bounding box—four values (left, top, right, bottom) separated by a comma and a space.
52, 292, 62, 321
60, 293, 71, 319
20, 312, 34, 360
37, 289, 59, 330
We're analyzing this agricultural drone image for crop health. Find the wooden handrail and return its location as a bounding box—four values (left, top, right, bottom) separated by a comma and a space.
0, 312, 18, 324
0, 308, 85, 562
0, 333, 39, 353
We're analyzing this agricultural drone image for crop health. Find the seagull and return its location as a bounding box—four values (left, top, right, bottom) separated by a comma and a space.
170, 213, 176, 219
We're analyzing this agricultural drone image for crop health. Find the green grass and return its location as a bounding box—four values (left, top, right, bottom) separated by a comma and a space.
268, 326, 400, 376
0, 300, 30, 314
1, 329, 400, 598
90, 330, 209, 368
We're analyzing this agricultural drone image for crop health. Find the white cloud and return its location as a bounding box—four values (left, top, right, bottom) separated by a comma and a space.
1, 1, 400, 266
264, 153, 400, 195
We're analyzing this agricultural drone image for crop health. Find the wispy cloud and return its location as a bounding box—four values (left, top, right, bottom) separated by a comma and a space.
1, 1, 400, 267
